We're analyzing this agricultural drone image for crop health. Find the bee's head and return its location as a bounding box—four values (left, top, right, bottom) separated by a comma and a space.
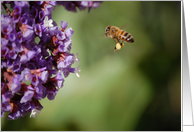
105, 25, 111, 37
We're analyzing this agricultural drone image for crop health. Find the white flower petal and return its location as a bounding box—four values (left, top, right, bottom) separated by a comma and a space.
44, 16, 54, 28
76, 73, 80, 77
48, 20, 54, 27
73, 53, 80, 63
48, 19, 53, 24
44, 16, 48, 23
49, 23, 54, 28
30, 109, 41, 118
74, 65, 81, 77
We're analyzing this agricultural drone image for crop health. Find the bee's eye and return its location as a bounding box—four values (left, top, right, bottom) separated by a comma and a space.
106, 27, 110, 32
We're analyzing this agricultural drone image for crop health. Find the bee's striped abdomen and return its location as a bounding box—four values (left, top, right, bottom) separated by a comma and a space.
118, 30, 134, 43
117, 30, 124, 40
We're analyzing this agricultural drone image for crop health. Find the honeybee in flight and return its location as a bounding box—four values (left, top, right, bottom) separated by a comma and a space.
105, 25, 134, 53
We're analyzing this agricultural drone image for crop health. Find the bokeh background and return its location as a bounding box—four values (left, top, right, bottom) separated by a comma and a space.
1, 1, 181, 131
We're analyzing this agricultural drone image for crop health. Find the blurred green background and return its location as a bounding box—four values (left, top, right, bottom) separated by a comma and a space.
1, 1, 181, 131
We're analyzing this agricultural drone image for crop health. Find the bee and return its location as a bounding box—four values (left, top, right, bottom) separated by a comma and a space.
105, 25, 134, 53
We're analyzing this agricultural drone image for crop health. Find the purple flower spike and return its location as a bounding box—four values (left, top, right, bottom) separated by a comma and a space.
1, 1, 87, 120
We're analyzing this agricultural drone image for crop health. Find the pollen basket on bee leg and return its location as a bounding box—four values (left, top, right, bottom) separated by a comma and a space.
116, 42, 122, 50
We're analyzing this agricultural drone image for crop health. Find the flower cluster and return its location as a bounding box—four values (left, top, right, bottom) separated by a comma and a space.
1, 1, 82, 120
56, 1, 102, 12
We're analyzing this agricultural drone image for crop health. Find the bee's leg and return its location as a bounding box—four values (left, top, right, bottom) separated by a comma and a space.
113, 38, 118, 53
120, 41, 124, 47
116, 38, 120, 43
117, 38, 124, 48
114, 46, 117, 53
113, 37, 118, 44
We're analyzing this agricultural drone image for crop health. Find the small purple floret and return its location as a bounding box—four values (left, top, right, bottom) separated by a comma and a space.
20, 90, 34, 103
61, 21, 68, 30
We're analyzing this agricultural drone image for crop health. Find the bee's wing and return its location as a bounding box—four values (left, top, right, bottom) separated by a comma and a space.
118, 23, 131, 31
